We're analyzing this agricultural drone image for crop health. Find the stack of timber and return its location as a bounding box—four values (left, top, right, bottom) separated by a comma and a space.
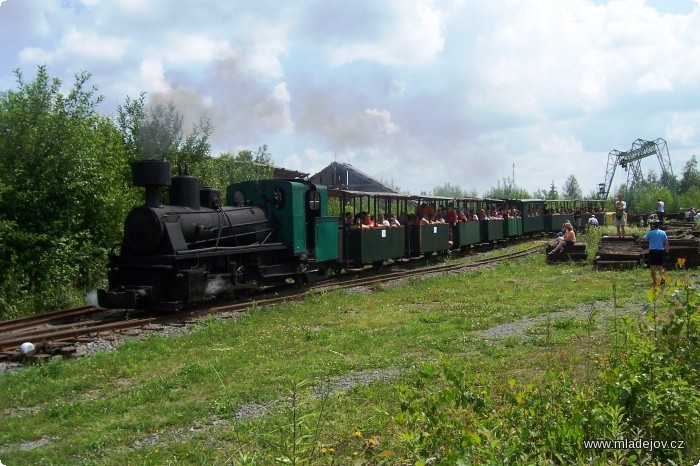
545, 241, 588, 263
594, 236, 643, 269
640, 221, 700, 268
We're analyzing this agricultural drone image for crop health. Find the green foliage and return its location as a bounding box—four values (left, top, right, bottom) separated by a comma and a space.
679, 155, 700, 195
561, 174, 582, 200
0, 66, 136, 317
483, 177, 530, 199
432, 182, 478, 198
115, 93, 212, 173
193, 145, 274, 193
395, 277, 700, 465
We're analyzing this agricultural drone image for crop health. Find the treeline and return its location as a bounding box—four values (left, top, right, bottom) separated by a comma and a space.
0, 66, 271, 319
433, 166, 700, 214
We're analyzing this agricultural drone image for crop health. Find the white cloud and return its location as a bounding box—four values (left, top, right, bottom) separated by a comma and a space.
61, 29, 130, 60
139, 59, 170, 94
162, 34, 236, 66
4, 0, 700, 198
329, 0, 445, 66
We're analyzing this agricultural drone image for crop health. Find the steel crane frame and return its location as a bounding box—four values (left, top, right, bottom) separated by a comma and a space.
597, 138, 676, 212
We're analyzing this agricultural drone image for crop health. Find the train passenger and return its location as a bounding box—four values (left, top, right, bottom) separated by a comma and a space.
615, 195, 627, 238
478, 209, 487, 220
574, 208, 582, 231
457, 209, 468, 222
548, 223, 576, 255
361, 212, 375, 229
416, 202, 429, 219
343, 212, 353, 227
389, 214, 401, 227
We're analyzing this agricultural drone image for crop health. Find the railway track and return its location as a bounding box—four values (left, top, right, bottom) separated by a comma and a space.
0, 242, 543, 362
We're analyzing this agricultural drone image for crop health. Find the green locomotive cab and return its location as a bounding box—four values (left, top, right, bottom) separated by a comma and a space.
227, 179, 339, 267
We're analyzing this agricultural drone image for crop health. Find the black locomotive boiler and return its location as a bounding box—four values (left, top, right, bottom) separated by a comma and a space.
97, 160, 336, 310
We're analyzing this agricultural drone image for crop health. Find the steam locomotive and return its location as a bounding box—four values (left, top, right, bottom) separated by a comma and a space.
97, 161, 338, 310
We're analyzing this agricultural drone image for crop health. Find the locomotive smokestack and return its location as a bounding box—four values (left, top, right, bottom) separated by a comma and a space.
131, 160, 172, 207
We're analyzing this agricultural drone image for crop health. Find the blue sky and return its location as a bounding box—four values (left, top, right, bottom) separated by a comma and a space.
1, 0, 699, 197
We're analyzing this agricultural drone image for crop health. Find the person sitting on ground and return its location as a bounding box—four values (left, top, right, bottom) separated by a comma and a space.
549, 223, 576, 255
643, 220, 669, 286
587, 216, 599, 227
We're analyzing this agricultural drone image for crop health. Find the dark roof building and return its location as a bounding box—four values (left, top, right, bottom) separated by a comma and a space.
273, 167, 309, 180
309, 162, 397, 193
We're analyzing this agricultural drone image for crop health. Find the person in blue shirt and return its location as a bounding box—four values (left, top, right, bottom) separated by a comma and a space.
643, 220, 669, 286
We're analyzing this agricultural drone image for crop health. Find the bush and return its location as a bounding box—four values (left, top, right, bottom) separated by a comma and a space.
396, 276, 700, 464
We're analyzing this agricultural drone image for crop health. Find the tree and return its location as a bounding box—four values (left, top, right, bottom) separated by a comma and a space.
532, 188, 549, 199
116, 95, 213, 174
547, 181, 559, 200
432, 182, 478, 198
0, 66, 135, 316
561, 175, 582, 200
195, 145, 274, 192
679, 155, 700, 195
483, 177, 530, 199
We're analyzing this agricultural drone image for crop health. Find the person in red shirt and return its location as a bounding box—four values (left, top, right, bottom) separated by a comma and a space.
445, 202, 457, 225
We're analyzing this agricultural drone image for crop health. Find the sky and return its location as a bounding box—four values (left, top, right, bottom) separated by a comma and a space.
1, 0, 699, 198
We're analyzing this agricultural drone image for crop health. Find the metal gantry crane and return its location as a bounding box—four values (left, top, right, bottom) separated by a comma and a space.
597, 138, 677, 212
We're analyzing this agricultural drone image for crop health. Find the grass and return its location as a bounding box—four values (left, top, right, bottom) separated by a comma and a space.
0, 232, 663, 464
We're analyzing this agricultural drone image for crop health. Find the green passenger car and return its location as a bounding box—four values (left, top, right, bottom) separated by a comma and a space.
407, 223, 450, 256
452, 221, 481, 247
343, 226, 405, 266
481, 220, 504, 242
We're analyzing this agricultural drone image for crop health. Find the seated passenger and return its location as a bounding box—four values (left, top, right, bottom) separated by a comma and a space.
343, 212, 353, 227
361, 212, 375, 229
445, 202, 458, 225
549, 223, 576, 255
377, 213, 390, 227
389, 214, 401, 227
416, 202, 429, 219
457, 209, 468, 222
353, 212, 364, 227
